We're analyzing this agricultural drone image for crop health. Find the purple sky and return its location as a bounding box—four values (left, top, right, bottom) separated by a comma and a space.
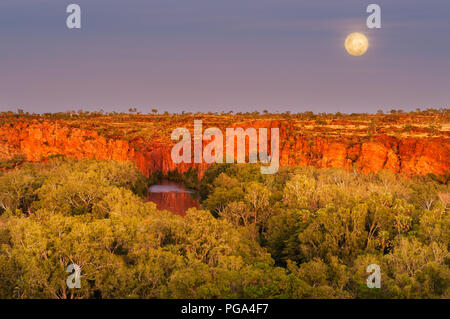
0, 0, 449, 114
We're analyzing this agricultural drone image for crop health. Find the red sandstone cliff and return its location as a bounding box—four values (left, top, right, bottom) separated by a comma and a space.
0, 119, 448, 178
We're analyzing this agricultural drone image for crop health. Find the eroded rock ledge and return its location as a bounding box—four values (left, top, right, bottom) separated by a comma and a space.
0, 118, 448, 178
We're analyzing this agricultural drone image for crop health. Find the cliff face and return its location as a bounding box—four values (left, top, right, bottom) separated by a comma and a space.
0, 120, 209, 178
284, 134, 447, 176
0, 119, 448, 178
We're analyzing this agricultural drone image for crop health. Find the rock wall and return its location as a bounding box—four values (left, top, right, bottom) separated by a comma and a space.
0, 120, 448, 178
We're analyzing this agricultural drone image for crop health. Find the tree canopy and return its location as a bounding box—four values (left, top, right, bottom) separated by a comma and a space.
0, 160, 448, 298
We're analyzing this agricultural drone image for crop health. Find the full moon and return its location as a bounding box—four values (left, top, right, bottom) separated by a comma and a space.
345, 32, 369, 56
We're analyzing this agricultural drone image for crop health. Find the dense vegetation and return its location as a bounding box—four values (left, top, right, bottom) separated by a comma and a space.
0, 159, 448, 298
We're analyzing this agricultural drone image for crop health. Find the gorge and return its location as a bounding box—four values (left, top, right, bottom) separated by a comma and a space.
0, 112, 448, 180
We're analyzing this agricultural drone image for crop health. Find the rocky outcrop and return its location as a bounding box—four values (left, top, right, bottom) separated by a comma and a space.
0, 119, 448, 178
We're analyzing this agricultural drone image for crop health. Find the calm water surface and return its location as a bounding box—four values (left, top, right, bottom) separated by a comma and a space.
147, 180, 200, 216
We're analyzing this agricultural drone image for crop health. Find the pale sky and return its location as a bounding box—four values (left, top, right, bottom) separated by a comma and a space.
0, 0, 449, 114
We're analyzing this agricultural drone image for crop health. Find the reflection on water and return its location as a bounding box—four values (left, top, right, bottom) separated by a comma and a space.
147, 180, 200, 216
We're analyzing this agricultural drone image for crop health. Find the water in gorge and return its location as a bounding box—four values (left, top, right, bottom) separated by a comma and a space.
147, 180, 200, 216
